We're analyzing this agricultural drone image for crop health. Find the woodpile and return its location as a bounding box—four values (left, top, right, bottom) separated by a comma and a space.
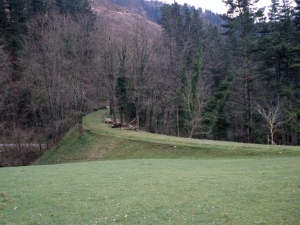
103, 118, 114, 124
112, 122, 122, 128
103, 117, 138, 130
121, 125, 138, 131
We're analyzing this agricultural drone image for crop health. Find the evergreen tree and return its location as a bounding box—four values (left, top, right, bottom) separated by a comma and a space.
190, 8, 203, 48
295, 0, 300, 32
221, 0, 264, 143
202, 74, 234, 140
2, 0, 31, 52
159, 2, 184, 58
256, 0, 300, 144
31, 0, 46, 13
56, 0, 91, 15
116, 43, 129, 124
0, 1, 8, 38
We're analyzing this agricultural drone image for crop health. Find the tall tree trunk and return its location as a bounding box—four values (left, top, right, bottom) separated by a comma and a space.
136, 93, 140, 130
176, 107, 180, 137
79, 116, 83, 137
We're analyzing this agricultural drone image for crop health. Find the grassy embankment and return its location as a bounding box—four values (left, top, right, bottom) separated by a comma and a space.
34, 110, 299, 165
0, 110, 299, 224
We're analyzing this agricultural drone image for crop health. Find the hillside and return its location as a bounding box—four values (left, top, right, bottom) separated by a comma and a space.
34, 110, 300, 165
100, 0, 223, 27
89, 0, 162, 40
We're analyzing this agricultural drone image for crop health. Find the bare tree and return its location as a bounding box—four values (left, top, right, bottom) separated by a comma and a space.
101, 38, 119, 121
255, 101, 288, 145
182, 78, 209, 138
0, 39, 12, 142
128, 21, 153, 130
179, 46, 210, 138
19, 12, 70, 142
0, 39, 12, 112
19, 11, 97, 139
61, 13, 97, 136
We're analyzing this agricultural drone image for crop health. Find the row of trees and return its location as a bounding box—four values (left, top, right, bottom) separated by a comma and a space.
106, 0, 300, 145
220, 0, 300, 144
0, 0, 94, 144
0, 0, 299, 146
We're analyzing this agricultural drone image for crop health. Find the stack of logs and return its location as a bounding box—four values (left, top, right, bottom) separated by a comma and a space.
103, 118, 138, 131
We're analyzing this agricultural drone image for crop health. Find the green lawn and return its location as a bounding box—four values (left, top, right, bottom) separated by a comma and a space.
1, 110, 300, 224
1, 158, 300, 224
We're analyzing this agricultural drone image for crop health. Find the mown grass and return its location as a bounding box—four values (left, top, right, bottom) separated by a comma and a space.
34, 110, 300, 165
1, 110, 299, 224
1, 158, 300, 224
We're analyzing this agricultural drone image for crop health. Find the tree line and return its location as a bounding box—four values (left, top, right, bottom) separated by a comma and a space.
0, 0, 94, 145
0, 0, 299, 146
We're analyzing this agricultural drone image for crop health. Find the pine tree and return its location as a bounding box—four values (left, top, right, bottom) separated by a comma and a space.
190, 8, 203, 49
202, 74, 234, 140
3, 0, 31, 52
256, 0, 300, 144
56, 0, 91, 15
31, 0, 46, 13
116, 43, 128, 124
295, 0, 300, 32
159, 2, 184, 58
221, 0, 264, 143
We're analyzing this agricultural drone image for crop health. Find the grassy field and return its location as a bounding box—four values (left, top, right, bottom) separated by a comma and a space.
1, 109, 300, 224
1, 158, 300, 224
34, 110, 300, 165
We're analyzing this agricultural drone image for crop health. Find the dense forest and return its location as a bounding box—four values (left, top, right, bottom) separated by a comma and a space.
0, 0, 299, 150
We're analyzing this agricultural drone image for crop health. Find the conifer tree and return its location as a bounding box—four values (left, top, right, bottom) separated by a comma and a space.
31, 0, 46, 13
295, 0, 300, 32
221, 0, 264, 143
202, 74, 234, 140
257, 0, 300, 144
116, 43, 128, 124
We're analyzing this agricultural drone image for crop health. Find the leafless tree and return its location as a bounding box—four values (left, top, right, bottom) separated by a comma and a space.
61, 13, 97, 136
100, 38, 119, 121
181, 76, 209, 138
127, 21, 153, 130
0, 39, 13, 142
19, 12, 70, 141
19, 11, 97, 139
255, 101, 288, 145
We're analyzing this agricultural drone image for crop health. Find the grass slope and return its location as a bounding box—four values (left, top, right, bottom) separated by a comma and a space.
1, 110, 300, 224
1, 158, 300, 224
35, 110, 300, 165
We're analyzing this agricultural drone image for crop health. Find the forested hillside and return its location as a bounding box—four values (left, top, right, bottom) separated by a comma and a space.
0, 0, 299, 162
106, 0, 223, 27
